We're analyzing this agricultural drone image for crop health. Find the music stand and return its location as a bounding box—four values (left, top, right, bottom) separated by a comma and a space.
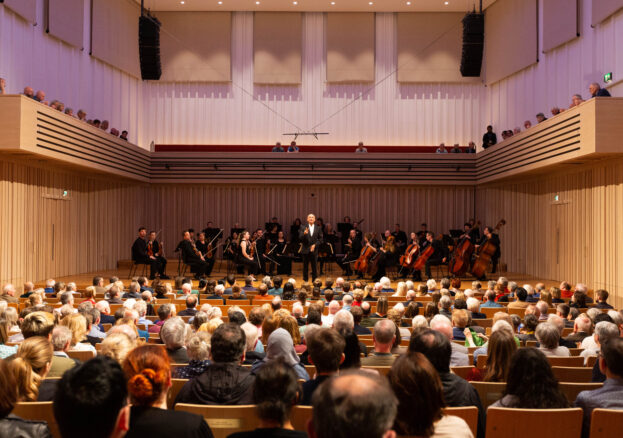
449, 229, 463, 239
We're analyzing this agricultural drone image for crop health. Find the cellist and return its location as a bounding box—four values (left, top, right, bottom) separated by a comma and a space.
422, 231, 448, 280
337, 229, 362, 276
148, 230, 169, 279
475, 226, 501, 276
194, 232, 215, 277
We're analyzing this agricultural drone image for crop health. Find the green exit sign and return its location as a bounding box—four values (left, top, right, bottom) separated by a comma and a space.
604, 72, 613, 83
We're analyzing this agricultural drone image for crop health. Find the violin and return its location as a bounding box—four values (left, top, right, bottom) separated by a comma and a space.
205, 229, 223, 259
147, 241, 154, 257
471, 219, 506, 278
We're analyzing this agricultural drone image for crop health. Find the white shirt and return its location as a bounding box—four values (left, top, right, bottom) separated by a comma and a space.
309, 224, 315, 235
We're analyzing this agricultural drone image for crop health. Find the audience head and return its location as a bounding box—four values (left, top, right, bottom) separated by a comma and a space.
9, 336, 53, 401
253, 357, 300, 427
101, 332, 136, 364
54, 356, 129, 438
211, 322, 246, 363
388, 352, 444, 436
600, 337, 623, 379
307, 328, 346, 374
485, 330, 517, 382
309, 372, 398, 438
123, 344, 171, 407
408, 329, 451, 373
21, 311, 55, 339
160, 317, 187, 350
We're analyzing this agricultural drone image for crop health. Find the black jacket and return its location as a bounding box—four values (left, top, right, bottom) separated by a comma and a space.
174, 362, 255, 406
0, 415, 52, 438
298, 225, 323, 254
126, 406, 214, 438
440, 372, 485, 438
132, 237, 149, 263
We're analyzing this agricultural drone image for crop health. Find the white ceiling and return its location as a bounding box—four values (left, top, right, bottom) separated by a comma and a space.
137, 0, 498, 13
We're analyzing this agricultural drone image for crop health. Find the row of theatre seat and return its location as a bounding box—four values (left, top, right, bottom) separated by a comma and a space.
11, 385, 622, 438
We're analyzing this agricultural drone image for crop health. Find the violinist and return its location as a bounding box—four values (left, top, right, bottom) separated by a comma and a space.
266, 223, 279, 243
337, 229, 362, 276
238, 230, 259, 276
223, 232, 239, 260
148, 230, 170, 279
272, 231, 292, 275
475, 226, 501, 275
177, 230, 208, 279
194, 232, 215, 277
416, 223, 428, 245
422, 231, 448, 280
254, 229, 268, 275
132, 227, 166, 280
372, 235, 398, 282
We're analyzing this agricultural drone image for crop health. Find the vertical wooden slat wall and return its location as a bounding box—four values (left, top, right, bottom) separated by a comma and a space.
0, 158, 149, 287
475, 157, 623, 309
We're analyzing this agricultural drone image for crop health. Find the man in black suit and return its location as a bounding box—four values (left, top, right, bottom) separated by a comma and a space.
337, 229, 361, 276
391, 223, 408, 249
177, 230, 208, 279
299, 213, 323, 282
589, 82, 611, 98
131, 227, 165, 280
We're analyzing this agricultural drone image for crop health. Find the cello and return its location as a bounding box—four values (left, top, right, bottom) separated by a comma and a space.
399, 241, 420, 269
353, 233, 376, 275
471, 219, 506, 279
448, 221, 480, 277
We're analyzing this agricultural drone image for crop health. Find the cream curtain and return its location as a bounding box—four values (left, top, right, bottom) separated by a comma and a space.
3, 0, 36, 24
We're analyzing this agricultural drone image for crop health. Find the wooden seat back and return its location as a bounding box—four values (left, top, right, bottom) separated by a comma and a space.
12, 402, 60, 438
443, 406, 479, 438
589, 408, 623, 438
551, 366, 593, 382
485, 407, 582, 438
559, 382, 603, 404
175, 404, 259, 438
469, 381, 506, 409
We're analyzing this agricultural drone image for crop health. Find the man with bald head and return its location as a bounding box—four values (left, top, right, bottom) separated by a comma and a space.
430, 314, 469, 366
0, 284, 18, 303
362, 319, 396, 366
309, 372, 398, 438
299, 213, 323, 282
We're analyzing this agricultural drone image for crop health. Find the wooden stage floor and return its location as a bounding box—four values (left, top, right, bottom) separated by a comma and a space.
43, 259, 563, 291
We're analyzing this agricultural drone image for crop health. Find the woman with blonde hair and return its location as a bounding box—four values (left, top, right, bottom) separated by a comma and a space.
82, 286, 96, 306
9, 336, 54, 401
60, 313, 96, 353
393, 281, 408, 297
122, 344, 213, 437
199, 318, 223, 334
0, 317, 18, 359
100, 332, 137, 364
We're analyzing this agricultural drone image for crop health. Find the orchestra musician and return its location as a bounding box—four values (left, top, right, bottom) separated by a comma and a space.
290, 218, 302, 246
238, 230, 259, 276
468, 218, 481, 240
391, 224, 408, 249
337, 229, 362, 276
422, 231, 448, 280
254, 229, 268, 275
475, 226, 501, 275
461, 222, 480, 242
270, 230, 292, 276
132, 227, 167, 280
194, 232, 215, 277
319, 223, 338, 276
416, 223, 428, 244
177, 230, 208, 279
147, 230, 170, 279
372, 235, 398, 282
299, 213, 323, 282
265, 217, 282, 234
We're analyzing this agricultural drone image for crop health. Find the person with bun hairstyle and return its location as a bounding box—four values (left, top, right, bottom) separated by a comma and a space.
123, 344, 214, 438
228, 357, 307, 438
8, 336, 56, 401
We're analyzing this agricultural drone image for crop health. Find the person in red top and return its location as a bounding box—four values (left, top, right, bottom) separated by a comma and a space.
560, 281, 574, 299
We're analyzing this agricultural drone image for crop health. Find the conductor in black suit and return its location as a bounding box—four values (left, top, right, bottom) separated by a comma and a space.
299, 213, 323, 282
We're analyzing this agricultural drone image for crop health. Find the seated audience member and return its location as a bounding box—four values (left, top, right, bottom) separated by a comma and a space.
349, 306, 371, 335
48, 325, 79, 378
0, 283, 18, 303
241, 322, 265, 364
23, 86, 34, 98
173, 332, 211, 379
178, 295, 199, 317
524, 120, 532, 130
149, 303, 174, 334
547, 314, 577, 349
429, 314, 468, 367
517, 313, 539, 342
467, 297, 485, 319
570, 290, 588, 309
230, 357, 306, 438
100, 332, 136, 364
302, 328, 346, 405
0, 359, 52, 437
581, 321, 620, 370
54, 356, 130, 438
389, 353, 474, 438
287, 141, 299, 152
0, 77, 4, 94
410, 329, 485, 435
589, 82, 611, 98
436, 143, 448, 154
122, 282, 141, 299
482, 125, 497, 149
160, 317, 189, 363
450, 143, 462, 153
355, 141, 368, 153
252, 328, 309, 381
110, 128, 119, 136
272, 142, 285, 152
175, 323, 255, 405
0, 317, 18, 359
467, 330, 516, 382
122, 345, 213, 437
361, 319, 397, 367
565, 314, 592, 344
8, 336, 55, 401
492, 348, 568, 408
465, 141, 476, 153
535, 322, 570, 356
60, 313, 96, 354
570, 94, 584, 107
64, 107, 74, 117
77, 109, 87, 121
308, 372, 397, 438
575, 338, 623, 437
536, 112, 547, 123
100, 120, 109, 131
451, 309, 469, 341
507, 287, 529, 308
551, 107, 561, 116
120, 130, 129, 140
594, 289, 613, 309
481, 290, 502, 308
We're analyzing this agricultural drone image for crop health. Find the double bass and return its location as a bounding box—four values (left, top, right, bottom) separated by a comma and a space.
448, 221, 480, 276
471, 219, 506, 278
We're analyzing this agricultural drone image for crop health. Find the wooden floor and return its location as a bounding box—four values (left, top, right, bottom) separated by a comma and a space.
38, 259, 563, 290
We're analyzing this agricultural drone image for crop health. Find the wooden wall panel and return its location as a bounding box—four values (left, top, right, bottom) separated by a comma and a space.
0, 157, 149, 287
476, 157, 623, 309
